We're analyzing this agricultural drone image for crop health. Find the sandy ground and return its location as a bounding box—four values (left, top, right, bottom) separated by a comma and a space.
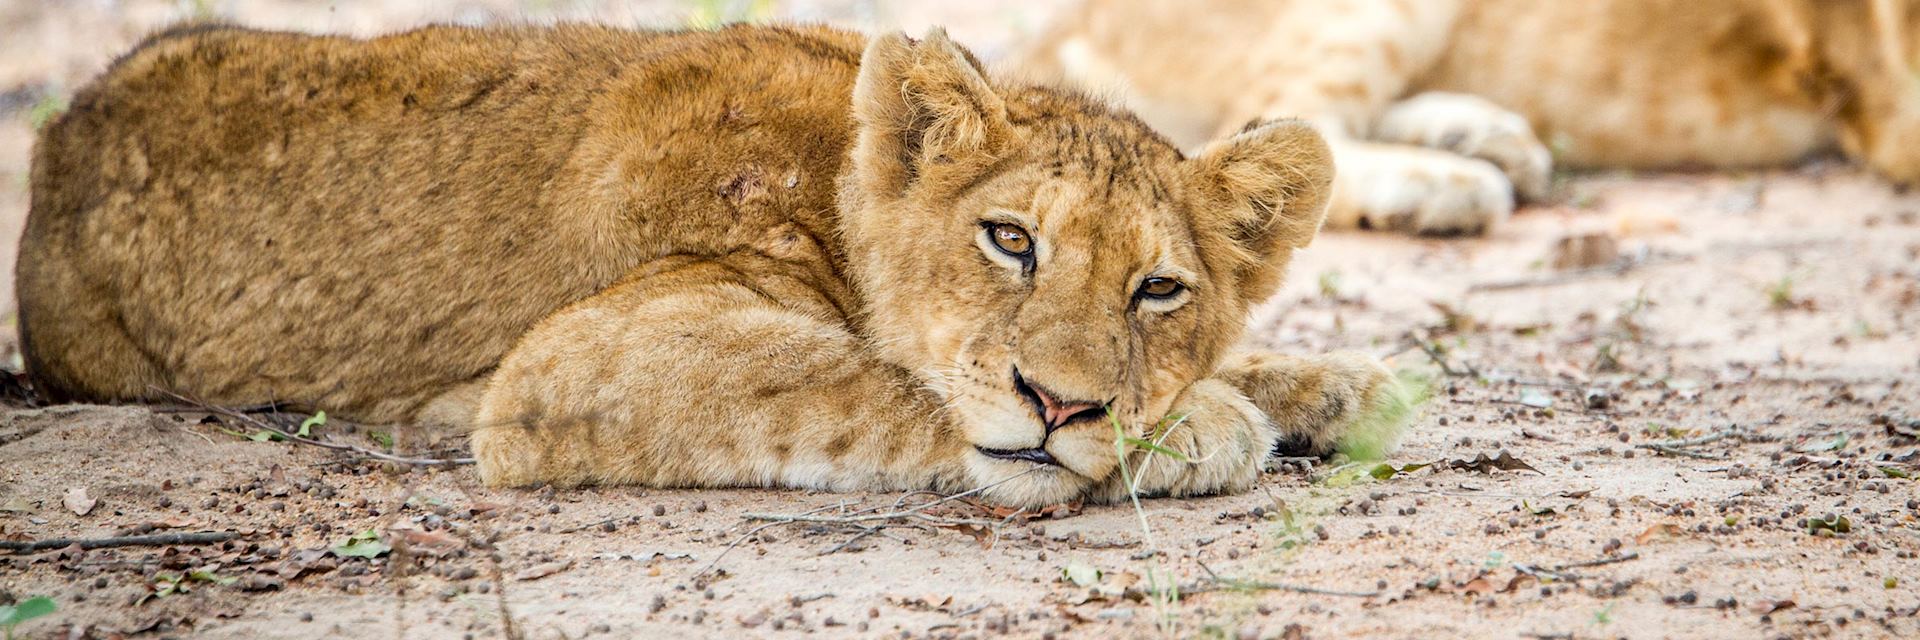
2, 2, 1918, 639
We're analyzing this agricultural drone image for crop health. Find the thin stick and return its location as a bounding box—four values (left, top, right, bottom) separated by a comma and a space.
1641, 444, 1723, 460
818, 528, 883, 556
556, 517, 624, 534
1636, 429, 1771, 459
740, 512, 998, 527
690, 520, 793, 579
1, 531, 239, 552
1186, 561, 1379, 598
695, 468, 1045, 577
1179, 579, 1380, 598
155, 388, 473, 466
153, 402, 285, 414
1552, 552, 1639, 571
1467, 255, 1684, 292
1471, 397, 1608, 415
1416, 339, 1480, 378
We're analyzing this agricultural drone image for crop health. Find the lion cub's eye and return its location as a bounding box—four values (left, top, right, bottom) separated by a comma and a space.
987, 223, 1033, 256
1137, 277, 1184, 299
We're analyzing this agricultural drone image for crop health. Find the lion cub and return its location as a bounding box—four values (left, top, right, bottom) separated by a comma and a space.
19, 24, 1406, 506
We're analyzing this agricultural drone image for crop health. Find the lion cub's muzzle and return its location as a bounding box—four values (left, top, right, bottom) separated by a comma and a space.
975, 367, 1112, 466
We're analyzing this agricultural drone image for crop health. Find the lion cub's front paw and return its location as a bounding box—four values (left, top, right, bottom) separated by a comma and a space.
1216, 352, 1416, 461
1090, 379, 1276, 502
1375, 91, 1554, 202
1327, 141, 1514, 236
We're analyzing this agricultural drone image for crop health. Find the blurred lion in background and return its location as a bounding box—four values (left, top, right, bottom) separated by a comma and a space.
1018, 0, 1920, 235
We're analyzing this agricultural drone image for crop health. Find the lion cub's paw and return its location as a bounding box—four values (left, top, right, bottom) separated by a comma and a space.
1375, 91, 1554, 203
1328, 141, 1514, 236
1217, 352, 1419, 461
1091, 379, 1276, 502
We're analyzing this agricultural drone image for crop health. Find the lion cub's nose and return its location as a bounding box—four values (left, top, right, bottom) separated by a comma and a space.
1012, 368, 1108, 433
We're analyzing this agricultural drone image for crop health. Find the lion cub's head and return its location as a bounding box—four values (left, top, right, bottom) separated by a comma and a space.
836, 30, 1332, 502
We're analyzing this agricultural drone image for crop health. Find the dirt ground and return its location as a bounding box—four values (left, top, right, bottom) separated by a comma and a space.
2, 2, 1918, 639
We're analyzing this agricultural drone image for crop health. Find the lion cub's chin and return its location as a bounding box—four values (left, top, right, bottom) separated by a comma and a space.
963, 455, 1097, 508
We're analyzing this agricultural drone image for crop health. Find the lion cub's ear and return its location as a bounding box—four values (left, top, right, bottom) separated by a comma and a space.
1186, 119, 1334, 302
848, 28, 1017, 201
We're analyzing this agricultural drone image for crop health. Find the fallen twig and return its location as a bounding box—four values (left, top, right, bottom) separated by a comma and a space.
1636, 429, 1773, 459
1179, 579, 1380, 598
1470, 397, 1609, 415
1641, 444, 1725, 460
818, 529, 884, 556
1552, 552, 1639, 571
1512, 552, 1640, 583
1416, 338, 1480, 379
154, 388, 474, 466
557, 517, 626, 534
693, 468, 1045, 577
1, 531, 239, 553
1467, 255, 1686, 292
1179, 562, 1378, 598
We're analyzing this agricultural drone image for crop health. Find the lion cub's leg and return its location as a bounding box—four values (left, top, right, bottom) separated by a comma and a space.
469, 256, 969, 493
1374, 92, 1553, 202
1212, 351, 1413, 461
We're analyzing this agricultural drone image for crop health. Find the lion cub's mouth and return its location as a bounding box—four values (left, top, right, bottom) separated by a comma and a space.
974, 446, 1061, 467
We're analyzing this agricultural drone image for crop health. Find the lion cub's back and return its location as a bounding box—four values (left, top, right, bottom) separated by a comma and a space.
18, 23, 863, 418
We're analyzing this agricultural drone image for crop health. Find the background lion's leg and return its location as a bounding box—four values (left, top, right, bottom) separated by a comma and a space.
467, 255, 971, 494
1212, 351, 1415, 461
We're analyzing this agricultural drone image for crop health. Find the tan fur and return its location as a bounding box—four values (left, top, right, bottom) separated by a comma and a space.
18, 23, 1399, 507
1018, 0, 1920, 234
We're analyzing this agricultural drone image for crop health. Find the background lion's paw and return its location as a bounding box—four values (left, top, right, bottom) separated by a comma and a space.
1375, 91, 1554, 202
1328, 142, 1514, 236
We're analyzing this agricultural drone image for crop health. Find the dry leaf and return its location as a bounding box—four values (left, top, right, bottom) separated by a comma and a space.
1503, 573, 1538, 593
1454, 571, 1533, 596
1446, 452, 1542, 475
928, 521, 993, 548
388, 525, 464, 557
63, 486, 96, 516
470, 500, 510, 515
1634, 523, 1683, 545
